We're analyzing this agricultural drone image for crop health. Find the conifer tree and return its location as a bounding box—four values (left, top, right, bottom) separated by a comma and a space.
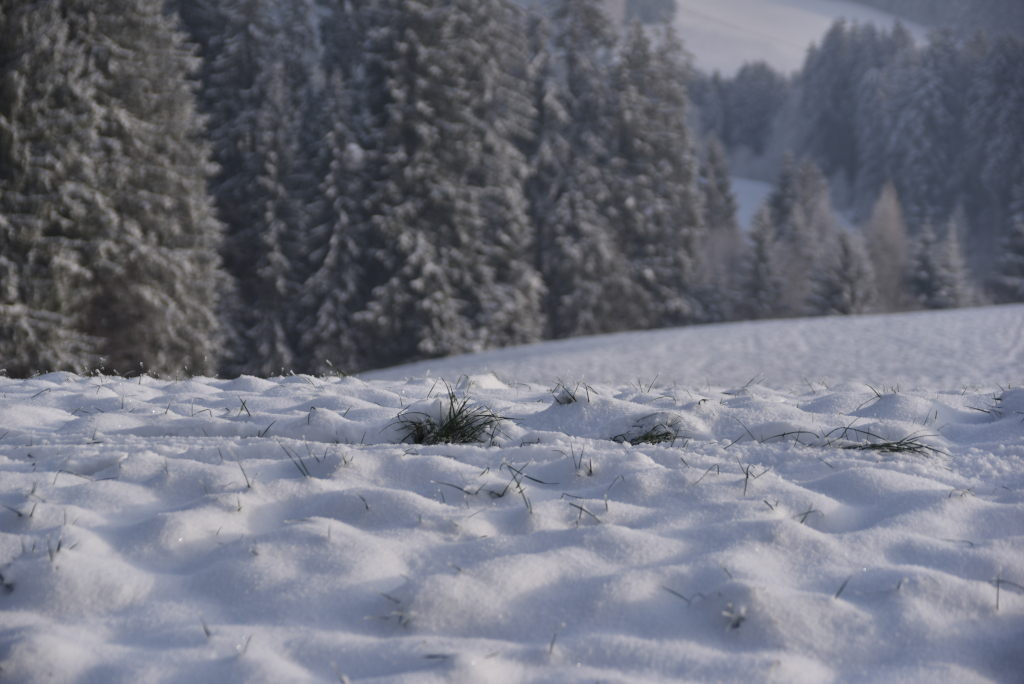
531, 0, 638, 337
0, 0, 100, 375
886, 31, 970, 231
611, 21, 705, 328
1, 0, 225, 376
993, 186, 1024, 302
700, 134, 738, 232
739, 204, 785, 319
351, 0, 545, 369
74, 0, 226, 375
965, 33, 1024, 241
203, 0, 322, 375
766, 154, 832, 313
695, 134, 742, 322
863, 182, 911, 311
296, 72, 367, 375
907, 219, 975, 309
807, 229, 876, 316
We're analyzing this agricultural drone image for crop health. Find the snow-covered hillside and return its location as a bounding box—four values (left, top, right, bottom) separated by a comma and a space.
1, 307, 1022, 683
673, 0, 927, 74
365, 304, 1024, 391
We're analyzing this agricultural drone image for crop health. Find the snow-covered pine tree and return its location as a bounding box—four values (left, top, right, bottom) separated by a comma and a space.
886, 31, 971, 232
739, 204, 786, 319
907, 218, 975, 309
993, 184, 1024, 302
296, 69, 367, 375
695, 132, 743, 321
73, 0, 226, 376
965, 33, 1024, 256
0, 0, 101, 375
610, 21, 705, 329
724, 61, 788, 156
806, 229, 876, 316
863, 182, 911, 311
203, 0, 322, 375
351, 0, 545, 369
530, 0, 638, 338
700, 134, 738, 232
800, 20, 912, 190
766, 154, 832, 313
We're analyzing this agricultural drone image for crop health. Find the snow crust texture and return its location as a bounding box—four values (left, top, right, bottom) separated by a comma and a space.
1, 360, 1022, 682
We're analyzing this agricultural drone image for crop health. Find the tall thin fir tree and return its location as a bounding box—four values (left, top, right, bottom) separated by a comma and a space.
965, 33, 1024, 256
863, 182, 911, 311
806, 229, 877, 316
611, 21, 705, 329
700, 134, 739, 232
297, 71, 367, 375
907, 219, 975, 310
73, 0, 227, 376
740, 204, 786, 319
202, 0, 323, 375
993, 183, 1024, 302
767, 154, 832, 314
885, 31, 970, 232
0, 0, 101, 375
351, 0, 545, 370
531, 0, 638, 338
697, 133, 743, 320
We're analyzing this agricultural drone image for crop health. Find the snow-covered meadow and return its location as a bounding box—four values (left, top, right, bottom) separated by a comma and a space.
2, 306, 1024, 683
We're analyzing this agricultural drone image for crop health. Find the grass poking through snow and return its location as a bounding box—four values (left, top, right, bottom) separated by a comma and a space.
393, 383, 507, 446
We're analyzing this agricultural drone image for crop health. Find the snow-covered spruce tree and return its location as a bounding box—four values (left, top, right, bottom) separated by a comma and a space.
965, 33, 1024, 248
806, 229, 876, 316
766, 154, 832, 314
907, 219, 975, 310
993, 185, 1024, 302
610, 21, 705, 328
349, 0, 545, 370
700, 134, 738, 232
527, 0, 640, 338
738, 204, 786, 319
203, 0, 322, 375
696, 134, 742, 321
885, 30, 972, 232
800, 20, 913, 191
295, 71, 367, 375
863, 182, 912, 311
723, 61, 788, 156
0, 0, 101, 375
71, 0, 226, 376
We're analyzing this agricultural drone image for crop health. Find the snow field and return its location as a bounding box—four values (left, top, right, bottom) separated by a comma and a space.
0, 354, 1022, 682
671, 0, 927, 74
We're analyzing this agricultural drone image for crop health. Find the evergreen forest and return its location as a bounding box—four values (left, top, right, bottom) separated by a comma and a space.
2, 0, 1023, 378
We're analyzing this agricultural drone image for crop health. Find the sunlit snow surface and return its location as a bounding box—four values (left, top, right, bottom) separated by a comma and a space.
672, 0, 927, 75
2, 307, 1024, 683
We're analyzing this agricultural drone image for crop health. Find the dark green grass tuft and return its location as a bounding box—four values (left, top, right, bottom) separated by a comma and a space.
393, 383, 506, 446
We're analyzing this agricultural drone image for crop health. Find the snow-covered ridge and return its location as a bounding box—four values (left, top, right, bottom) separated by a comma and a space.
1, 310, 1022, 681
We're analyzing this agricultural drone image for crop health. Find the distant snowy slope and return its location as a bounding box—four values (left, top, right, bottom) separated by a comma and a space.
731, 176, 773, 231
673, 0, 926, 74
363, 305, 1024, 390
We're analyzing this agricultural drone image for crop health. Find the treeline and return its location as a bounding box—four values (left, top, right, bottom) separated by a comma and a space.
1, 0, 726, 377
3, 1, 1024, 380
692, 21, 1024, 284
